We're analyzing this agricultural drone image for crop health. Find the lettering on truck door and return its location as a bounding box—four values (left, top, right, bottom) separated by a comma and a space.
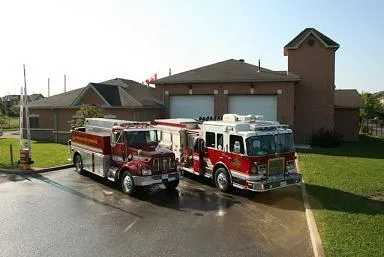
224, 134, 248, 175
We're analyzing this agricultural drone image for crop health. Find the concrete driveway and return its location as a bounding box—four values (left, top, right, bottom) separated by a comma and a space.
0, 168, 312, 257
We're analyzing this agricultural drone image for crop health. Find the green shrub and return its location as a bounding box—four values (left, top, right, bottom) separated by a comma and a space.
311, 128, 343, 147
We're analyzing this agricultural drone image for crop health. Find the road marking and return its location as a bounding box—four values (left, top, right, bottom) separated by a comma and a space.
123, 218, 139, 233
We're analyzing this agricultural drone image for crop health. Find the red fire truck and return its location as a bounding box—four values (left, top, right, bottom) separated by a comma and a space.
155, 114, 302, 192
69, 118, 179, 195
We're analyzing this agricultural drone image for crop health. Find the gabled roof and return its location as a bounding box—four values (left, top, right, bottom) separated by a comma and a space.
29, 88, 83, 108
29, 78, 162, 108
334, 89, 363, 108
284, 28, 339, 55
29, 94, 44, 102
153, 59, 300, 85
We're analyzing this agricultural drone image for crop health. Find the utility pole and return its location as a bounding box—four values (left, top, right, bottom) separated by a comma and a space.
64, 74, 66, 93
48, 78, 50, 97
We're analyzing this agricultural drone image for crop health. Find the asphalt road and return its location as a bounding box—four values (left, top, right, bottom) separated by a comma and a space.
0, 168, 312, 257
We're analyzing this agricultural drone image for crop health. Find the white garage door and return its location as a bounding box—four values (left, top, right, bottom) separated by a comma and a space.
228, 95, 277, 120
170, 95, 214, 119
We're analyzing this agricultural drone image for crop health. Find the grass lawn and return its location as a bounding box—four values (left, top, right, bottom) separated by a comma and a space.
298, 135, 384, 257
0, 138, 71, 169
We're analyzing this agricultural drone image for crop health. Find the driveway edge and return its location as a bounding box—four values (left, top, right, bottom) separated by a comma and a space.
296, 156, 326, 257
0, 164, 74, 175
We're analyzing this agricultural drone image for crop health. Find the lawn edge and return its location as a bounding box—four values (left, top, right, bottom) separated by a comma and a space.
296, 156, 327, 257
0, 164, 74, 175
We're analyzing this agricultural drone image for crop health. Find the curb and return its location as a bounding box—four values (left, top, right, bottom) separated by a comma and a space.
0, 164, 74, 175
296, 156, 326, 257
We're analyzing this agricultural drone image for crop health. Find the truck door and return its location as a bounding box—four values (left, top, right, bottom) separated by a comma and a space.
224, 134, 246, 173
193, 138, 205, 173
111, 129, 127, 163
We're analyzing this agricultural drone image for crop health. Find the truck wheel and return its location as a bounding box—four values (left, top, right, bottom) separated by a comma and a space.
214, 168, 231, 192
164, 179, 179, 191
121, 171, 135, 195
74, 154, 84, 175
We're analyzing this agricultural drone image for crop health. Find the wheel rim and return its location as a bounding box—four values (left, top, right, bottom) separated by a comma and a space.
123, 175, 133, 192
217, 172, 228, 189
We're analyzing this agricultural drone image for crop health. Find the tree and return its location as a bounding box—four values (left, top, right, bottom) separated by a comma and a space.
0, 113, 6, 128
360, 92, 384, 120
0, 101, 5, 115
71, 104, 103, 128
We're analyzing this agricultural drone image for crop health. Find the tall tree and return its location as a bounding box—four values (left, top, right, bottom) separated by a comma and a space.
360, 92, 384, 120
71, 104, 103, 127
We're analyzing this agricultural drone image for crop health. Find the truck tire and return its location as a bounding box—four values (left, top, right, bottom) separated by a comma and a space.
74, 154, 85, 175
214, 168, 231, 192
163, 179, 179, 191
121, 171, 135, 195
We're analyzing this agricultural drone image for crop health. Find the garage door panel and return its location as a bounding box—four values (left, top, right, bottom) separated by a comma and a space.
229, 95, 277, 120
170, 95, 214, 118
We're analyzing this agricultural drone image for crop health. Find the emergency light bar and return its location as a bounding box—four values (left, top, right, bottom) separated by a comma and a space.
222, 113, 264, 123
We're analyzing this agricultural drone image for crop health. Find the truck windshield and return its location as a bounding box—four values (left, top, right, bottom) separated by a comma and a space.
127, 130, 158, 145
245, 133, 293, 156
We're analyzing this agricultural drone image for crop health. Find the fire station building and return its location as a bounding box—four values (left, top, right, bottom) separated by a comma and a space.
154, 28, 362, 144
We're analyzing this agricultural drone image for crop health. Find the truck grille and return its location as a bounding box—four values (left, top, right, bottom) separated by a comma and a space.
268, 157, 284, 176
153, 157, 172, 171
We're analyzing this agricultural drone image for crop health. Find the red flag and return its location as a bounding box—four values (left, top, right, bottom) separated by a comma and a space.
145, 73, 157, 84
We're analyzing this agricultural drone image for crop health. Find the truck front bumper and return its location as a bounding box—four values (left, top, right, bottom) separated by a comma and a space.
133, 172, 180, 186
245, 173, 302, 192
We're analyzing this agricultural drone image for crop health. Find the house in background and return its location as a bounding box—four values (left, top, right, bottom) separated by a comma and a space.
374, 91, 384, 105
334, 89, 363, 141
1, 94, 44, 106
28, 78, 163, 143
153, 28, 362, 144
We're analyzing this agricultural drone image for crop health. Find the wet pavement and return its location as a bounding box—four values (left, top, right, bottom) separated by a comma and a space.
0, 168, 312, 257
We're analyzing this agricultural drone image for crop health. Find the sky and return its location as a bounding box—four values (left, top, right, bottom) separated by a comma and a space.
0, 0, 383, 97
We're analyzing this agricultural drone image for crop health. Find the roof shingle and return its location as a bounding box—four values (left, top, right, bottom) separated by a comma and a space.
29, 78, 162, 108
153, 59, 300, 84
334, 89, 363, 108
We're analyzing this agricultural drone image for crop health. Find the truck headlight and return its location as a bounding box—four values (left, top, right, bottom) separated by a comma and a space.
141, 169, 152, 176
257, 164, 267, 175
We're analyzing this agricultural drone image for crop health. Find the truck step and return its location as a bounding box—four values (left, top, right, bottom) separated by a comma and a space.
107, 167, 119, 182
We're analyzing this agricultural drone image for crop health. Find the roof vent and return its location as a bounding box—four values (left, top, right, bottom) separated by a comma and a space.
239, 59, 244, 62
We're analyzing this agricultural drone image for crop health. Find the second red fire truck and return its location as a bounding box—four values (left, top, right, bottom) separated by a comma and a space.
155, 114, 302, 192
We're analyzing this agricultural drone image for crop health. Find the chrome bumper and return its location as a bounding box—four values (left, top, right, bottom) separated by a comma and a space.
133, 172, 179, 186
246, 173, 302, 192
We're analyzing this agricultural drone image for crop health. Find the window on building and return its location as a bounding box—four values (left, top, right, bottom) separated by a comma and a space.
230, 135, 244, 154
216, 133, 223, 150
29, 117, 39, 128
205, 132, 215, 148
